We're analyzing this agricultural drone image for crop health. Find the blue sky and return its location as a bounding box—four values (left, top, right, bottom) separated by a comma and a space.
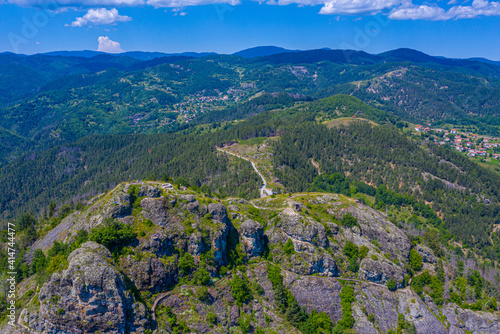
1, 0, 500, 60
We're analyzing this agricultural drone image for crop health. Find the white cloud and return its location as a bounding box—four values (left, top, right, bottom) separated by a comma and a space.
97, 36, 123, 52
389, 0, 500, 20
318, 0, 400, 15
146, 0, 239, 8
5, 0, 144, 6
5, 0, 500, 20
389, 4, 445, 20
68, 8, 131, 26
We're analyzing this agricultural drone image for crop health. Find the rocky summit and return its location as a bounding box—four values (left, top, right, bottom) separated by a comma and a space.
2, 182, 499, 334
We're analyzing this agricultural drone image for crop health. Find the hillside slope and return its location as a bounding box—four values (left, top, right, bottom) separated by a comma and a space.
2, 182, 498, 333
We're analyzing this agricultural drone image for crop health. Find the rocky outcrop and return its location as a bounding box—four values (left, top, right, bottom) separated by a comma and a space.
208, 203, 231, 266
139, 232, 175, 257
416, 244, 437, 263
140, 197, 168, 224
442, 304, 500, 333
285, 273, 342, 322
188, 231, 209, 255
275, 214, 328, 248
121, 255, 178, 293
102, 190, 132, 219
34, 242, 149, 333
138, 185, 161, 198
348, 204, 411, 261
238, 219, 265, 258
358, 257, 405, 288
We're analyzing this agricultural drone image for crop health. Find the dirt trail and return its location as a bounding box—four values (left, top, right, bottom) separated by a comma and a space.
216, 147, 273, 198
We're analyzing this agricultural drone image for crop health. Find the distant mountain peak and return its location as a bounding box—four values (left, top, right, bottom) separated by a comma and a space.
232, 46, 300, 58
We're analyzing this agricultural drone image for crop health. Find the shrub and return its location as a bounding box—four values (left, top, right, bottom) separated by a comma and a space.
206, 312, 217, 325
230, 274, 252, 305
283, 238, 295, 255
343, 241, 359, 260
371, 254, 378, 261
179, 253, 195, 276
196, 266, 211, 285
359, 245, 369, 260
387, 278, 397, 291
196, 286, 210, 302
409, 249, 423, 271
340, 213, 357, 228
89, 220, 136, 253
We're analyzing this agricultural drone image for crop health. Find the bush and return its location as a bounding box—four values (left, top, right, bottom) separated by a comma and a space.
230, 274, 252, 305
387, 278, 397, 291
340, 213, 358, 228
409, 248, 423, 271
196, 286, 210, 302
206, 312, 217, 325
179, 253, 195, 276
283, 238, 295, 255
196, 266, 211, 285
343, 241, 359, 260
359, 245, 369, 260
89, 220, 136, 253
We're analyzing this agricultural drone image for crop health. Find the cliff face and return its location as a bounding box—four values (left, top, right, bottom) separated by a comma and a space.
5, 182, 499, 334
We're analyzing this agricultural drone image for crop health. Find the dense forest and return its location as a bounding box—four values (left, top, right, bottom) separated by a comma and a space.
3, 49, 500, 163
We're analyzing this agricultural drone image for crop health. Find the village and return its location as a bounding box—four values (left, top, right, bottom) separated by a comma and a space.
172, 83, 256, 123
414, 125, 500, 160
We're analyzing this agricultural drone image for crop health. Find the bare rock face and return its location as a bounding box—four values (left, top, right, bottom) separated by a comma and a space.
416, 244, 437, 263
442, 305, 500, 333
140, 197, 168, 224
102, 190, 132, 219
348, 204, 411, 262
359, 257, 405, 288
187, 200, 200, 213
35, 242, 149, 334
180, 194, 196, 202
138, 185, 161, 198
188, 231, 209, 255
139, 232, 176, 257
208, 203, 232, 267
285, 273, 342, 322
276, 214, 328, 248
238, 219, 265, 258
120, 255, 178, 293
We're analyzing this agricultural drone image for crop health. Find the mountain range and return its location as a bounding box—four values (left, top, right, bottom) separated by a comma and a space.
1, 46, 500, 334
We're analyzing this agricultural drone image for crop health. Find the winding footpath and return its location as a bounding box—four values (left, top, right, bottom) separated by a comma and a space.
216, 147, 273, 198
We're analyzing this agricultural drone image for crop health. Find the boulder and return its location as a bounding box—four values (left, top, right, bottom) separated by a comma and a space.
140, 197, 168, 224
102, 192, 131, 219
358, 257, 405, 288
416, 244, 437, 264
238, 220, 265, 258
121, 255, 178, 293
139, 232, 176, 257
36, 242, 149, 333
180, 194, 196, 202
276, 214, 328, 248
187, 201, 200, 213
138, 185, 161, 198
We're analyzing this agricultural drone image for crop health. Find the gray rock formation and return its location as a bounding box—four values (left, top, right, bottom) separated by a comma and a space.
102, 190, 132, 219
238, 219, 265, 258
34, 242, 149, 333
121, 255, 178, 293
416, 244, 437, 263
359, 257, 405, 288
140, 197, 168, 224
276, 214, 328, 248
138, 185, 161, 198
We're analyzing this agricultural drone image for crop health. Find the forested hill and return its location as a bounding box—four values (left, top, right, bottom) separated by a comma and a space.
2, 48, 500, 164
2, 95, 500, 265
